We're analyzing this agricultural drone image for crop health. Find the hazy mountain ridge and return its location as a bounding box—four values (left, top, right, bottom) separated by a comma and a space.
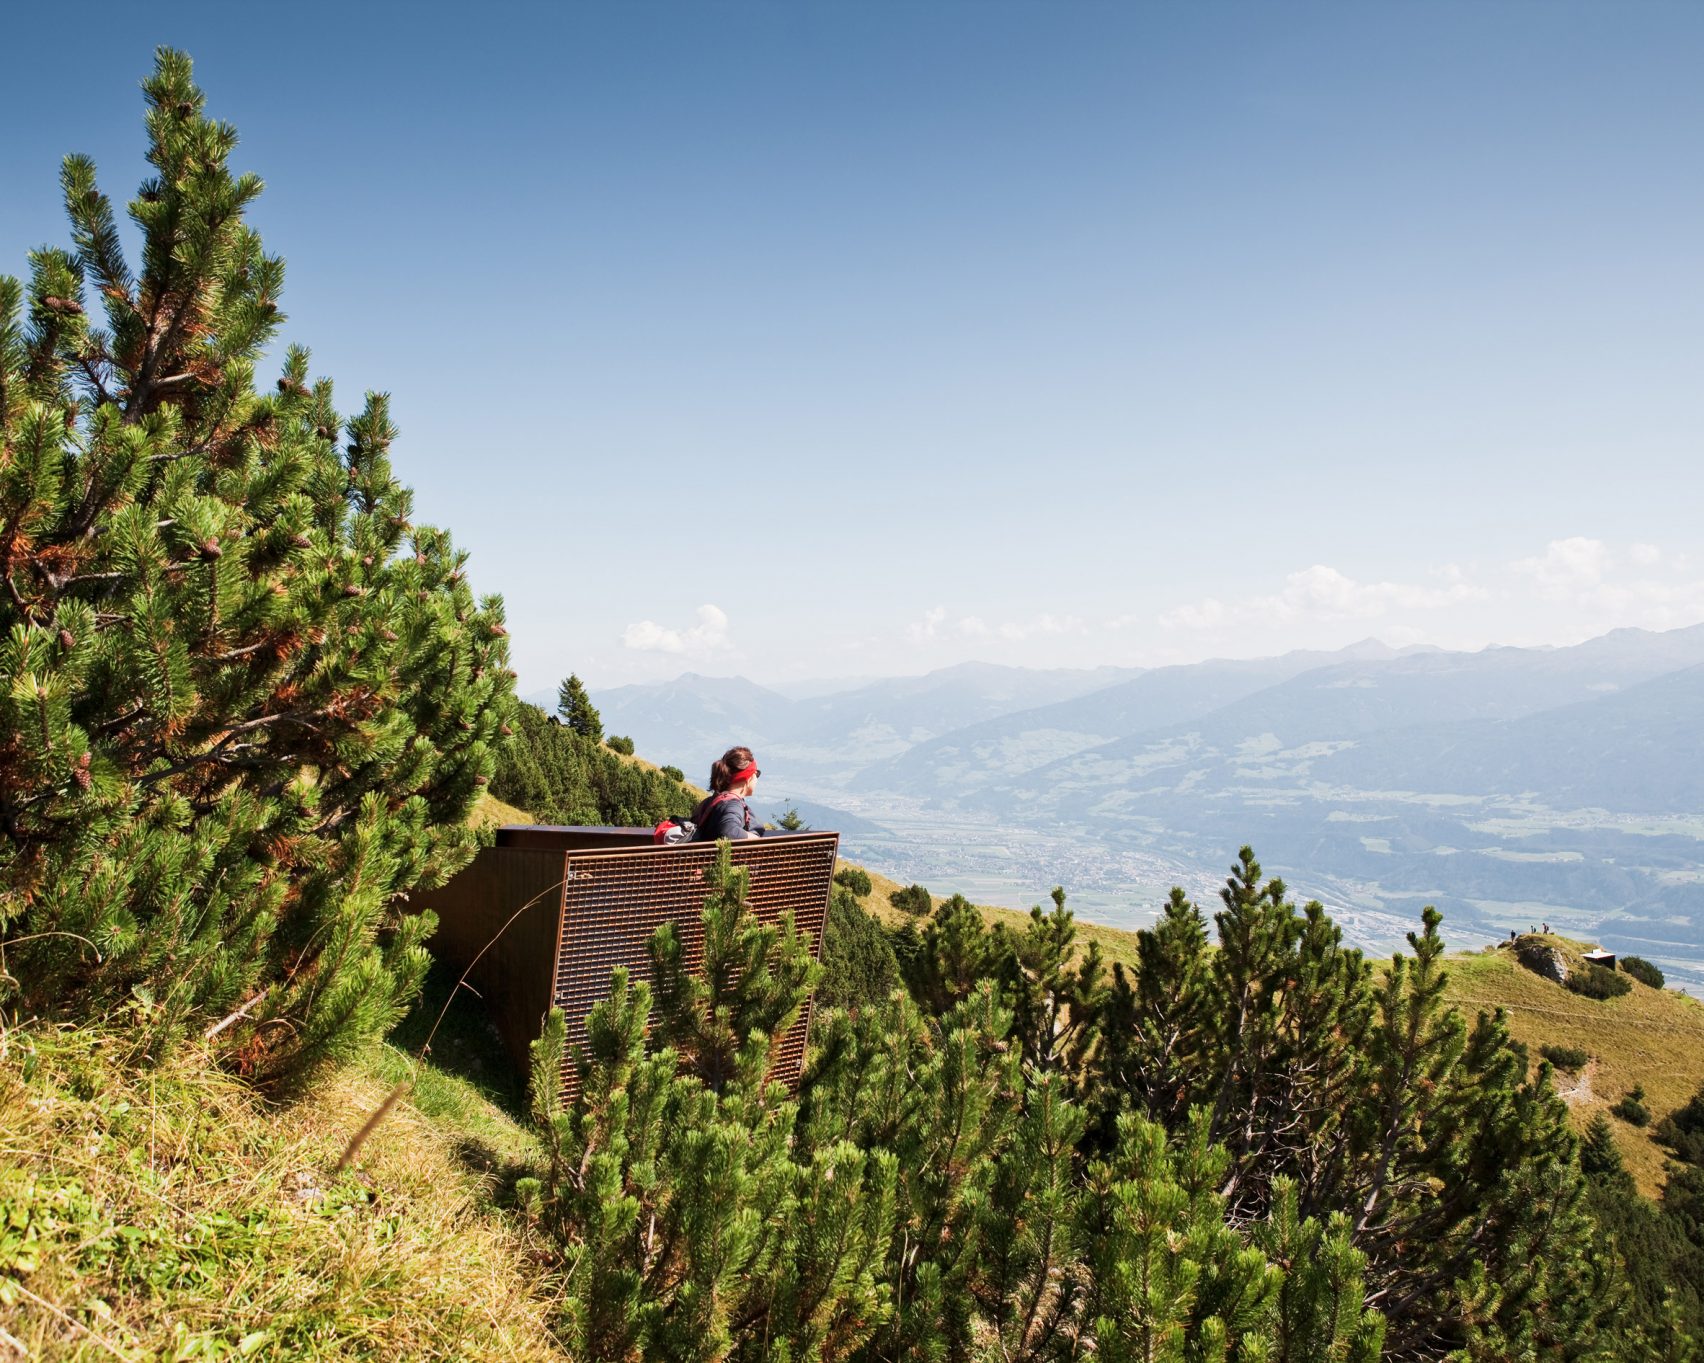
590, 624, 1704, 985
986, 624, 1704, 812
594, 660, 1142, 780
847, 646, 1381, 803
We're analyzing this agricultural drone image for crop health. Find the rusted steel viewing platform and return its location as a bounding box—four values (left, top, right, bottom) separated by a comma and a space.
412, 826, 838, 1099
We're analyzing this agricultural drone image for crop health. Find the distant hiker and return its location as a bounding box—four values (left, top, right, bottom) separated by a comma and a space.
691, 745, 765, 841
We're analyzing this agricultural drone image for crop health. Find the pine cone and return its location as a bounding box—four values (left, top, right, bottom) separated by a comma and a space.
342, 584, 365, 598
290, 532, 311, 548
42, 295, 84, 314
201, 538, 223, 559
58, 629, 75, 649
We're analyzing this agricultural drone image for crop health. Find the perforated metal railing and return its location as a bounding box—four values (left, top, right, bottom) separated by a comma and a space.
552, 834, 838, 1101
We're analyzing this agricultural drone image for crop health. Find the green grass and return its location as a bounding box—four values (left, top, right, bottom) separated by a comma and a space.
470, 790, 535, 830
0, 1018, 562, 1360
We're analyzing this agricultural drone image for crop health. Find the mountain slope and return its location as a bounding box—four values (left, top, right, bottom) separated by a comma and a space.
849, 646, 1379, 802
593, 673, 798, 775
1313, 662, 1704, 812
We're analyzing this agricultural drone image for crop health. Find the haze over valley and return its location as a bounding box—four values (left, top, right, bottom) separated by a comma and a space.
585, 623, 1704, 990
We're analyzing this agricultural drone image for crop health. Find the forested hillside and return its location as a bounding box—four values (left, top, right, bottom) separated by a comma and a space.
488, 700, 695, 827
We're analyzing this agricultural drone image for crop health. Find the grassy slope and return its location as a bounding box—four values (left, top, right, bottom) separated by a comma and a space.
858, 865, 1143, 974
0, 985, 562, 1361
1443, 938, 1704, 1196
470, 790, 534, 829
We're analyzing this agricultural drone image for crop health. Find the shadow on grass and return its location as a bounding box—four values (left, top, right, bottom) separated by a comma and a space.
387, 959, 531, 1127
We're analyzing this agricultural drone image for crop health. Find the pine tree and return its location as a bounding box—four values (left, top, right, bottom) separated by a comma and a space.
896, 891, 998, 1013
1082, 1110, 1286, 1361
0, 50, 510, 1078
817, 887, 899, 1011
997, 885, 1106, 1078
649, 840, 819, 1094
555, 672, 602, 741
1087, 886, 1213, 1143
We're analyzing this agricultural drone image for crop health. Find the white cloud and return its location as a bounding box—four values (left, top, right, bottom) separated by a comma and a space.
1159, 564, 1483, 630
621, 603, 731, 655
907, 606, 949, 642
1579, 576, 1704, 628
1504, 538, 1704, 631
1511, 537, 1610, 595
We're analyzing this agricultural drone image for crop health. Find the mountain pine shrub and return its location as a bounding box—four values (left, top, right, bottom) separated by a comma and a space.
833, 864, 872, 898
816, 886, 898, 1011
488, 700, 691, 825
514, 842, 1653, 1359
1614, 1085, 1653, 1128
1540, 1042, 1591, 1071
1568, 962, 1634, 999
1620, 955, 1665, 988
0, 51, 511, 1081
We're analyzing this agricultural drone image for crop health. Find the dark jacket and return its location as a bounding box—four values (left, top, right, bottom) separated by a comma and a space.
691, 792, 760, 842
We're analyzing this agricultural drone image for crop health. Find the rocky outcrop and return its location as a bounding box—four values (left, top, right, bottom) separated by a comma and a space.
1517, 940, 1570, 984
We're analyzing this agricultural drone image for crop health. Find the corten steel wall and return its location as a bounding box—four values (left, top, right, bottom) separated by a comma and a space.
413, 827, 838, 1100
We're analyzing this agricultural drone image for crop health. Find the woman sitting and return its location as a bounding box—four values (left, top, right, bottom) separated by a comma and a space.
691, 745, 765, 841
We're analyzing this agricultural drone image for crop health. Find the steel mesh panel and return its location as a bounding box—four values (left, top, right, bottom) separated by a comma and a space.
554, 835, 837, 1102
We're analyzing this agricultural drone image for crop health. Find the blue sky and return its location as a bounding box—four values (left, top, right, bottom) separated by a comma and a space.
4, 2, 1701, 689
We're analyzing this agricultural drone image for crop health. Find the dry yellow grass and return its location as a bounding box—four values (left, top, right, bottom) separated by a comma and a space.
0, 1025, 565, 1361
855, 863, 1143, 974
1442, 942, 1704, 1196
469, 790, 535, 830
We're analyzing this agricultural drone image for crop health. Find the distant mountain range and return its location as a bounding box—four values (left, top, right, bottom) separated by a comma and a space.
586, 660, 1140, 784
590, 624, 1704, 987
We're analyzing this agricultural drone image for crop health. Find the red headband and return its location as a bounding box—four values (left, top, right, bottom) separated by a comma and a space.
727, 762, 758, 785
